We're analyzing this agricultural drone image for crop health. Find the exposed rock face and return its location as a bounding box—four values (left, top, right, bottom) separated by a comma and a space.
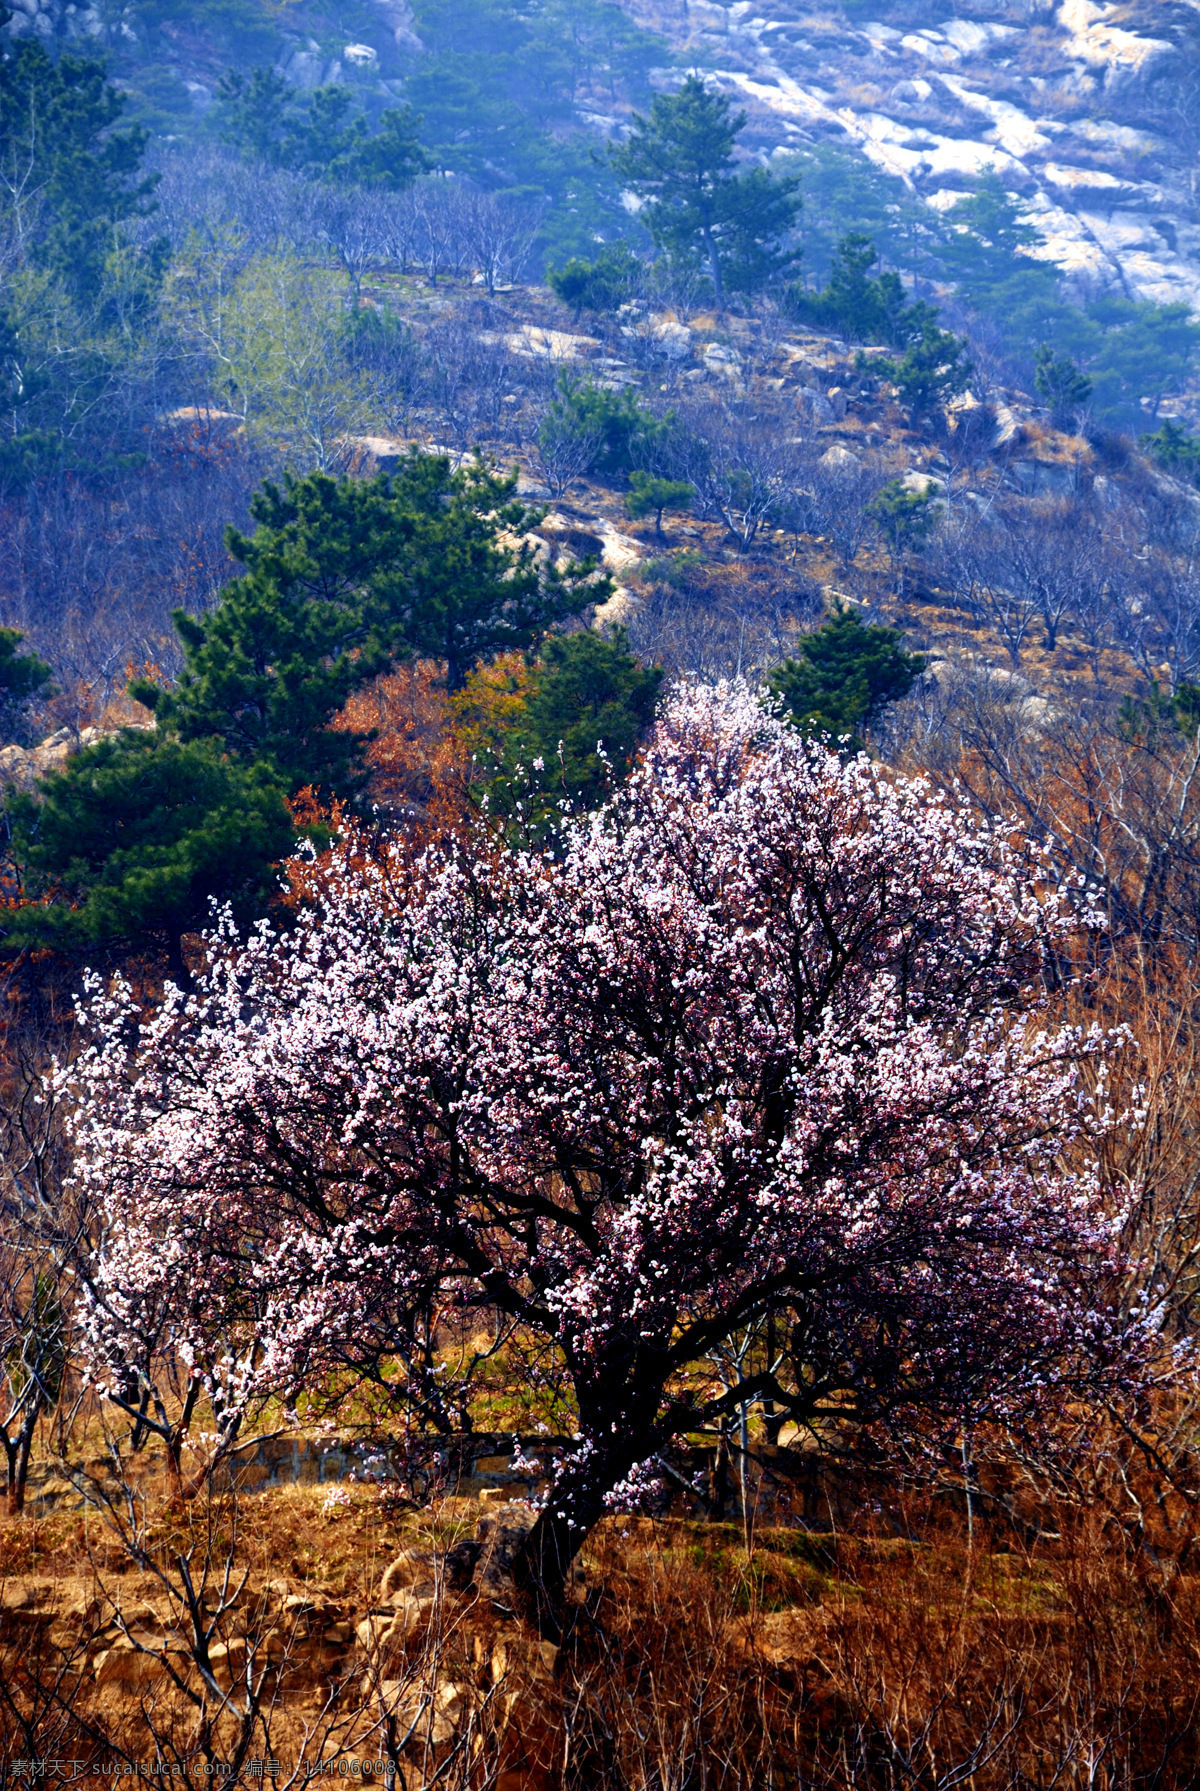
7, 0, 423, 107
628, 0, 1200, 317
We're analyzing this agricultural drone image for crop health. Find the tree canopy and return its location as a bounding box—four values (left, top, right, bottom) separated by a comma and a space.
69, 683, 1139, 1629
611, 75, 800, 303
6, 735, 294, 985
770, 604, 925, 747
8, 454, 609, 973
132, 454, 609, 798
0, 9, 159, 305
0, 629, 51, 744
216, 71, 429, 191
474, 628, 663, 826
786, 233, 922, 347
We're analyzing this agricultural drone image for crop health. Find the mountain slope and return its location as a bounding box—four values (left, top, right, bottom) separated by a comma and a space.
622, 0, 1200, 315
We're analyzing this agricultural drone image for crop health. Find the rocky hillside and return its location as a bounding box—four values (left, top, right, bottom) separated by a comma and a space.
3, 0, 422, 120
17, 0, 1200, 327
625, 0, 1200, 315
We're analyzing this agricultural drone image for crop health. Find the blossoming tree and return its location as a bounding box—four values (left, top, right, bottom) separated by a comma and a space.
66, 684, 1137, 1625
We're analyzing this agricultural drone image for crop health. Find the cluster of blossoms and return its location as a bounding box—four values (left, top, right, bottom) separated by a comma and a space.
61, 682, 1146, 1601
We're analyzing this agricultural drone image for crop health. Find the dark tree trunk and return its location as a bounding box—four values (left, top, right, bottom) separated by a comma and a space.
3, 1398, 41, 1517
510, 1428, 653, 1638
710, 1420, 731, 1521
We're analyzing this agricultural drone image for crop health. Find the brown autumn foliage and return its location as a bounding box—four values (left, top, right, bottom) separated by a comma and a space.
333, 654, 535, 837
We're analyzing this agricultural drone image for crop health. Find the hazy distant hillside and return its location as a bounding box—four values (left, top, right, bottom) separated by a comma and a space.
625, 0, 1200, 318
22, 0, 1200, 311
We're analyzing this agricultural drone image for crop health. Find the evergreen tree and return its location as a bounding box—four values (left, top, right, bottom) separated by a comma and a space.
1142, 418, 1200, 485
132, 454, 608, 797
547, 243, 639, 319
7, 456, 607, 973
1082, 298, 1200, 430
217, 71, 428, 191
5, 735, 295, 984
1035, 344, 1093, 429
540, 374, 663, 478
873, 320, 972, 426
787, 233, 921, 347
484, 628, 662, 826
0, 629, 51, 743
624, 471, 693, 533
0, 9, 159, 305
778, 144, 946, 288
611, 75, 800, 304
868, 479, 942, 595
769, 604, 924, 749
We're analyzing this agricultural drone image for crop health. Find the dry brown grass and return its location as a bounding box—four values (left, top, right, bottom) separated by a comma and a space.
4, 1476, 1200, 1787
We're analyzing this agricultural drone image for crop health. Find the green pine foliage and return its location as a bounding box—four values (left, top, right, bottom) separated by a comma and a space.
1119, 681, 1200, 745
488, 628, 662, 827
0, 10, 160, 306
774, 145, 944, 287
0, 630, 52, 744
786, 233, 928, 347
540, 374, 665, 479
5, 734, 296, 981
1078, 298, 1200, 432
404, 0, 665, 258
8, 453, 608, 972
1142, 418, 1200, 485
868, 480, 942, 557
132, 455, 608, 794
547, 244, 639, 319
0, 10, 170, 480
936, 178, 1200, 427
216, 70, 429, 189
870, 323, 972, 426
1034, 345, 1093, 429
769, 604, 925, 750
610, 75, 801, 303
624, 472, 693, 533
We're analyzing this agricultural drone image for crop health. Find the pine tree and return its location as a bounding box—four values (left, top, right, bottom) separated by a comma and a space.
5, 735, 295, 985
0, 8, 158, 304
769, 604, 925, 748
132, 455, 609, 800
1035, 345, 1092, 430
8, 455, 608, 974
611, 75, 799, 304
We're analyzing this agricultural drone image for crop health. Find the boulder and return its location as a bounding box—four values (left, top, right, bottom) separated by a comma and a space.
380, 1547, 439, 1600
619, 313, 693, 360
701, 342, 741, 380
649, 316, 693, 360
343, 435, 411, 476
378, 1676, 470, 1747
900, 470, 944, 497
1006, 459, 1078, 498
475, 1504, 538, 1604
355, 1589, 437, 1657
592, 585, 637, 629
501, 325, 601, 362
817, 444, 862, 477
798, 389, 835, 426
94, 1639, 162, 1687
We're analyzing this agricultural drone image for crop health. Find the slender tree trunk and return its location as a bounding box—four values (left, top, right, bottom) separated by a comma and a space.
708, 240, 724, 309
3, 1399, 41, 1517
2, 1435, 16, 1518
710, 1419, 730, 1520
